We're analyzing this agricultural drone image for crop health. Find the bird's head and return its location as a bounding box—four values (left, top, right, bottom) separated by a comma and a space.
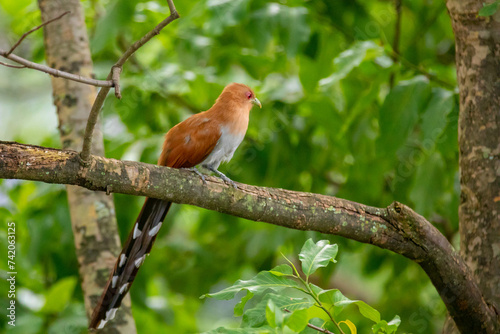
218, 83, 262, 111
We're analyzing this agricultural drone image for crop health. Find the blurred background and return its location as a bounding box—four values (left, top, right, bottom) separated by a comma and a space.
0, 0, 459, 333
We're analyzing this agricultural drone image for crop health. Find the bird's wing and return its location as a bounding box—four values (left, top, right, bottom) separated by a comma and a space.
159, 113, 221, 168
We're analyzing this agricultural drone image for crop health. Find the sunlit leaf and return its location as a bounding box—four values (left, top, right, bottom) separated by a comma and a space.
299, 239, 338, 277
319, 41, 383, 86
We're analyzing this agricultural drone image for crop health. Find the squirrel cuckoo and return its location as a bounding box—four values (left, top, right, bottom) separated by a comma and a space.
89, 83, 261, 330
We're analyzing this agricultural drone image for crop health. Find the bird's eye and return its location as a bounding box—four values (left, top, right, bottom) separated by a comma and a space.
245, 91, 253, 99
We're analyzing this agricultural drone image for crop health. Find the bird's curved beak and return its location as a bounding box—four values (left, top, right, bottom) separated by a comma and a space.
252, 97, 262, 108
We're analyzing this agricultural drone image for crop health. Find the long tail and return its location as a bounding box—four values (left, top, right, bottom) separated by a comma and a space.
89, 198, 171, 330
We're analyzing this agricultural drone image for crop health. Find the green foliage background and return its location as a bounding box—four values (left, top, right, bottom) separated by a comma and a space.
0, 0, 459, 333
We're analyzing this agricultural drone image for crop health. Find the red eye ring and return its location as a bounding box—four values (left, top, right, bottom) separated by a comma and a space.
246, 91, 253, 99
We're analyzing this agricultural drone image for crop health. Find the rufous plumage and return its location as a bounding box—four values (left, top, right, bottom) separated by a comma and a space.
89, 83, 261, 330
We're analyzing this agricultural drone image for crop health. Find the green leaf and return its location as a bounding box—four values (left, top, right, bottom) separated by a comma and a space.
251, 4, 310, 57
266, 299, 285, 329
41, 277, 77, 314
478, 1, 500, 16
409, 152, 446, 217
242, 294, 314, 328
299, 239, 338, 278
234, 290, 254, 317
319, 41, 383, 86
377, 76, 431, 158
308, 283, 325, 296
372, 315, 401, 334
206, 0, 250, 35
305, 306, 333, 323
202, 267, 299, 300
317, 289, 349, 316
421, 88, 454, 146
318, 289, 380, 323
386, 315, 402, 333
91, 0, 135, 54
354, 300, 381, 323
286, 308, 309, 332
269, 264, 294, 277
282, 6, 311, 58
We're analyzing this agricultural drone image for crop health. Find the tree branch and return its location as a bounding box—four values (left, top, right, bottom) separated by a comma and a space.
0, 11, 113, 88
0, 51, 114, 87
80, 0, 180, 161
0, 141, 496, 333
0, 60, 26, 69
6, 11, 70, 56
306, 323, 334, 334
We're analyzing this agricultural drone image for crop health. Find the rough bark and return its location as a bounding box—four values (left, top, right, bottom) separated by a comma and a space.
444, 1, 500, 333
36, 1, 136, 332
0, 141, 496, 333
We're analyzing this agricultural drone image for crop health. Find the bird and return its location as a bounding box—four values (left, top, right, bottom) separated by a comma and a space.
89, 83, 261, 330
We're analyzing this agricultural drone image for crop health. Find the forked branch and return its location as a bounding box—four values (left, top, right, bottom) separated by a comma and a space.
0, 11, 113, 87
79, 0, 180, 161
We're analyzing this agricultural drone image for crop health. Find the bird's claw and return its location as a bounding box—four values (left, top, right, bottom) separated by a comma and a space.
182, 167, 207, 185
205, 166, 238, 189
200, 174, 207, 185
221, 175, 237, 189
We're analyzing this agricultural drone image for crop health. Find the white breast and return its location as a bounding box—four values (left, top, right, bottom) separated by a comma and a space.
201, 126, 245, 169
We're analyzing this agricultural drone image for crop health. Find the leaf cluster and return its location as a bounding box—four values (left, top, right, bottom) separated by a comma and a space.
203, 240, 400, 334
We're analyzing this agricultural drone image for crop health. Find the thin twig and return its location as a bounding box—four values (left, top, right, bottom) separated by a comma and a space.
307, 323, 335, 334
0, 11, 111, 87
0, 60, 26, 69
80, 0, 180, 161
377, 26, 456, 90
389, 49, 456, 89
6, 11, 70, 56
0, 51, 113, 87
116, 36, 201, 112
389, 0, 402, 88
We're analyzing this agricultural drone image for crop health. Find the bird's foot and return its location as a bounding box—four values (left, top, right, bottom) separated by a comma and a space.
182, 167, 207, 185
207, 167, 237, 189
218, 173, 237, 189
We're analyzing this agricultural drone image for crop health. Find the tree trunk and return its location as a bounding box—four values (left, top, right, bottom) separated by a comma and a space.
37, 0, 137, 332
445, 1, 500, 332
